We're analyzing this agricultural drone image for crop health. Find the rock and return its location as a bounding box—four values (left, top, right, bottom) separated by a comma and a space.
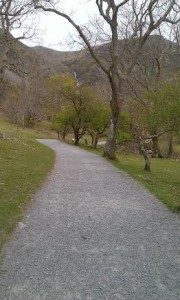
138, 175, 152, 182
18, 222, 26, 229
0, 131, 5, 139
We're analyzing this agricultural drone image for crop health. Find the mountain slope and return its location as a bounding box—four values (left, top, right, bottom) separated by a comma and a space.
1, 33, 180, 86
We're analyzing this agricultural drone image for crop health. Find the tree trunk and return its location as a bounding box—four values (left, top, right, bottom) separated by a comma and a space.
139, 138, 151, 171
152, 136, 163, 158
62, 130, 66, 140
82, 137, 88, 145
93, 133, 99, 149
0, 32, 10, 103
168, 135, 173, 158
74, 137, 79, 145
90, 133, 94, 146
103, 116, 117, 159
57, 131, 60, 140
144, 155, 151, 171
0, 56, 7, 103
103, 9, 121, 160
73, 128, 80, 145
103, 75, 121, 159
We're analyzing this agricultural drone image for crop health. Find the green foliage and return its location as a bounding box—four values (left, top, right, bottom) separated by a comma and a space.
88, 101, 110, 133
53, 101, 89, 132
116, 111, 132, 144
48, 74, 95, 107
52, 102, 92, 140
52, 109, 71, 134
48, 75, 76, 98
49, 75, 110, 144
141, 82, 180, 134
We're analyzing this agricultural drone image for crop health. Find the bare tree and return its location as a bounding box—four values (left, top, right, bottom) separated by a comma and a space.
0, 0, 36, 101
34, 0, 180, 159
128, 32, 180, 156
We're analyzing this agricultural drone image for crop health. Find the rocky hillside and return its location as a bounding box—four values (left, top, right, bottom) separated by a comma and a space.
33, 35, 180, 84
1, 33, 180, 86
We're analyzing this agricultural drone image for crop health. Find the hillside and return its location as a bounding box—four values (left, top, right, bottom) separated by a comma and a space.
33, 35, 180, 84
32, 45, 106, 83
1, 33, 180, 86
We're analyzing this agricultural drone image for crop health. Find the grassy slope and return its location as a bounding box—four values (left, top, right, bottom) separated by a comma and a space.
76, 140, 180, 213
0, 117, 55, 249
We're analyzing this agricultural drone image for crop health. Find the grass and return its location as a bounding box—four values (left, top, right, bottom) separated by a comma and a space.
0, 117, 55, 249
112, 153, 180, 213
175, 144, 180, 153
72, 139, 180, 213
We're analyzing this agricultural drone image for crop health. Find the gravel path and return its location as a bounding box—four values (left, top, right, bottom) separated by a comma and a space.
0, 139, 180, 300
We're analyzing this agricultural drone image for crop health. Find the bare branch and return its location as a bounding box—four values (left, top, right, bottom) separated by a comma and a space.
116, 0, 130, 10
34, 3, 110, 75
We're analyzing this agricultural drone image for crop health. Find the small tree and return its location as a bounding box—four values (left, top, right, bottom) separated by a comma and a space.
88, 101, 110, 148
49, 75, 96, 144
52, 110, 71, 140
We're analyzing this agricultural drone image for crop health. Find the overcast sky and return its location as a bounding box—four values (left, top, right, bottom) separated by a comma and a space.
29, 1, 98, 51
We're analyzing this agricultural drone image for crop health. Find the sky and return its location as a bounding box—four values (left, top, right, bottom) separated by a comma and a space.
10, 1, 177, 51
28, 0, 98, 51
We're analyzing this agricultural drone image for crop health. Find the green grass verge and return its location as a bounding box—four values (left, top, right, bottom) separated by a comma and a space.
175, 144, 180, 152
0, 117, 55, 249
74, 140, 180, 213
112, 153, 180, 213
